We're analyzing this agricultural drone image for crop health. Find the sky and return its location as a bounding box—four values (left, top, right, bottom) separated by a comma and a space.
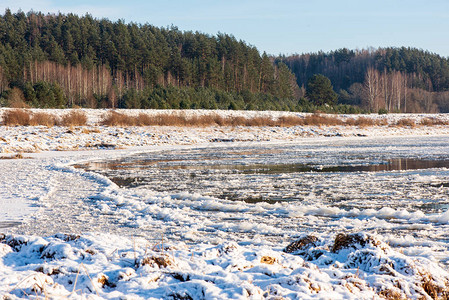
1, 0, 449, 57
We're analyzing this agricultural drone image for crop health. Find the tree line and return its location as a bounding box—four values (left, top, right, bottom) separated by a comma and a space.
279, 47, 449, 113
0, 9, 299, 110
1, 9, 449, 113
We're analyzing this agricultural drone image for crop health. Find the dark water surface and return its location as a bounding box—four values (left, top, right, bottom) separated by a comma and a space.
74, 138, 449, 206
75, 157, 449, 188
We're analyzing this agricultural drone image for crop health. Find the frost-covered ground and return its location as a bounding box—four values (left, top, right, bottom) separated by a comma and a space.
1, 109, 449, 299
1, 108, 449, 153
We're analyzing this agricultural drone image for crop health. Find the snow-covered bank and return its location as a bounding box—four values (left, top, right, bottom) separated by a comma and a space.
2, 109, 449, 299
1, 109, 449, 154
1, 232, 449, 299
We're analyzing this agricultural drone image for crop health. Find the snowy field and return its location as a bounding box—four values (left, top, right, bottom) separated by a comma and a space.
1, 109, 449, 299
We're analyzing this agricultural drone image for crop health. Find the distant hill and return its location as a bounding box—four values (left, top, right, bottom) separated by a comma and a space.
279, 48, 449, 112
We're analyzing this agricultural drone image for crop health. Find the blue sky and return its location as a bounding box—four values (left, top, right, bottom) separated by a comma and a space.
1, 0, 449, 57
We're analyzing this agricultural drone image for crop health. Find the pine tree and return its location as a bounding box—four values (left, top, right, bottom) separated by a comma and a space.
306, 74, 338, 106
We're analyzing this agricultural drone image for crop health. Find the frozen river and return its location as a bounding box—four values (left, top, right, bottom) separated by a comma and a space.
69, 136, 449, 264
4, 134, 449, 298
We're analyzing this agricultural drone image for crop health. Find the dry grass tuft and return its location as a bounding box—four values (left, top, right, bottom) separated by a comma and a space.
420, 118, 449, 126
302, 114, 345, 126
102, 112, 279, 127
284, 235, 319, 253
0, 153, 27, 160
150, 113, 188, 126
9, 99, 30, 109
35, 266, 61, 276
60, 110, 88, 126
85, 249, 96, 255
419, 272, 449, 299
260, 256, 277, 265
59, 234, 80, 242
377, 288, 404, 300
346, 117, 382, 127
394, 118, 416, 127
277, 115, 305, 127
102, 111, 137, 126
332, 233, 370, 253
2, 109, 31, 126
98, 274, 116, 288
29, 112, 58, 127
99, 112, 400, 128
246, 116, 276, 126
10, 109, 448, 129
140, 255, 174, 268
134, 113, 153, 126
81, 128, 101, 134
187, 114, 226, 127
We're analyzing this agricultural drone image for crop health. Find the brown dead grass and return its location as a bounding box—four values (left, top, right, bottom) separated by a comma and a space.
102, 112, 280, 127
393, 118, 416, 127
332, 233, 371, 253
101, 112, 327, 127
0, 153, 26, 159
147, 113, 188, 126
60, 110, 88, 126
419, 271, 449, 300
277, 115, 305, 126
2, 109, 32, 126
3, 109, 449, 129
260, 256, 277, 265
284, 235, 319, 253
140, 255, 174, 268
302, 114, 345, 126
378, 288, 404, 300
29, 112, 58, 127
420, 118, 449, 126
100, 112, 448, 128
98, 274, 116, 288
9, 99, 30, 109
102, 111, 137, 126
345, 117, 388, 127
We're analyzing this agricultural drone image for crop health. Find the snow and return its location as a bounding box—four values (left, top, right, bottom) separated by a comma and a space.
1, 232, 448, 299
1, 109, 449, 299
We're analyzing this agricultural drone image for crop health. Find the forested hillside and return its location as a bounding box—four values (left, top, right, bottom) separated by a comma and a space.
279, 48, 449, 112
1, 10, 449, 113
0, 10, 299, 110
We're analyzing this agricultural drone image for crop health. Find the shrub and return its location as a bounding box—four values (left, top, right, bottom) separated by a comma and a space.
420, 117, 448, 126
60, 110, 88, 126
352, 117, 377, 127
277, 116, 304, 127
156, 114, 188, 126
2, 109, 31, 126
135, 113, 153, 126
378, 108, 388, 115
302, 113, 344, 126
7, 88, 30, 108
102, 111, 136, 126
394, 118, 416, 127
29, 112, 58, 127
244, 116, 275, 126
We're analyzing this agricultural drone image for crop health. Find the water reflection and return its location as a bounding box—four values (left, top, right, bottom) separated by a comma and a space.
75, 158, 449, 181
